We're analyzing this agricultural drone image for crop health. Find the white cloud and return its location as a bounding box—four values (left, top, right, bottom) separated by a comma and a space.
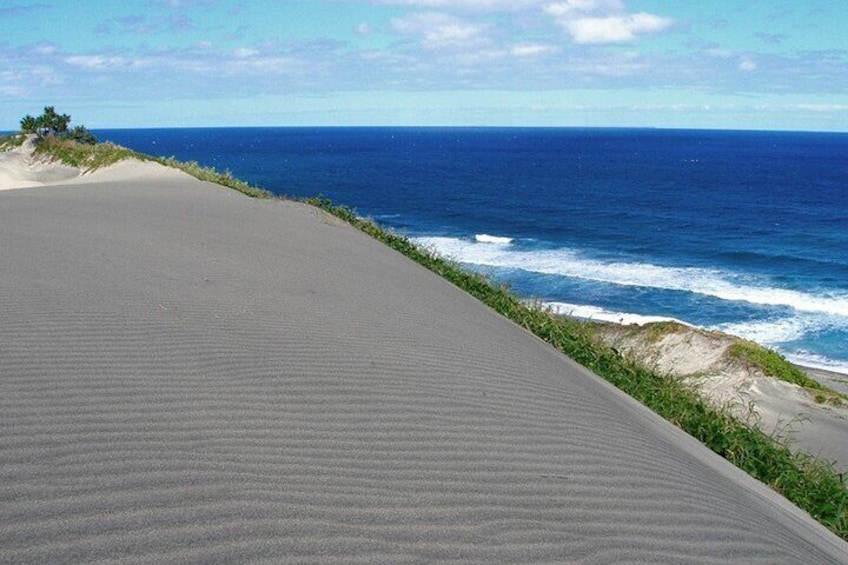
33, 43, 58, 55
544, 0, 624, 18
565, 13, 672, 44
511, 43, 557, 57
794, 104, 848, 112
738, 57, 757, 72
544, 0, 672, 44
65, 55, 134, 70
392, 12, 489, 48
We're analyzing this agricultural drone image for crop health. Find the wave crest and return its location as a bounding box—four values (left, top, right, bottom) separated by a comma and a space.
543, 302, 689, 326
474, 234, 513, 245
413, 236, 848, 317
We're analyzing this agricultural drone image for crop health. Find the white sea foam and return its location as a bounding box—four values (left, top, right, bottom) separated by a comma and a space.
474, 234, 513, 244
543, 302, 689, 326
413, 236, 848, 317
717, 317, 809, 345
717, 314, 848, 372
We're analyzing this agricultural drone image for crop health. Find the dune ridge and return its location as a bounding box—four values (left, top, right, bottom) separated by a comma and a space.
1, 163, 847, 562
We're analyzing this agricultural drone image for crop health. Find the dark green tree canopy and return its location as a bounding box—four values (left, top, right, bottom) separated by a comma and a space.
20, 115, 38, 134
20, 106, 97, 145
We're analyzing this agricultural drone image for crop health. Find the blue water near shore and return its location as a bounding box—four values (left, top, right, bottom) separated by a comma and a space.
99, 127, 848, 373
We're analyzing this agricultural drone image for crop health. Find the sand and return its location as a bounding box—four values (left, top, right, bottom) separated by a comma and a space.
1, 160, 848, 563
0, 135, 81, 190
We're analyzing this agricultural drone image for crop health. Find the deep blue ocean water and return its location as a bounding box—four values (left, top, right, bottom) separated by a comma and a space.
98, 127, 848, 373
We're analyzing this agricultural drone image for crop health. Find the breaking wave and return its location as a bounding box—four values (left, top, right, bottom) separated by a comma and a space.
413, 236, 848, 317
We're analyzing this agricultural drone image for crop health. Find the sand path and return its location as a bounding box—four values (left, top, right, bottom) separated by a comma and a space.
1, 163, 847, 563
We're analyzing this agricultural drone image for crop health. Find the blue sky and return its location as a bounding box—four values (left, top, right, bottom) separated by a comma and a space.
1, 0, 847, 131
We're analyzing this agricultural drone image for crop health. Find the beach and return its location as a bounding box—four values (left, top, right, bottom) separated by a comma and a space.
1, 156, 848, 562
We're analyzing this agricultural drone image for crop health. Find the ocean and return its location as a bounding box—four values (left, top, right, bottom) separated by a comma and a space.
98, 127, 848, 374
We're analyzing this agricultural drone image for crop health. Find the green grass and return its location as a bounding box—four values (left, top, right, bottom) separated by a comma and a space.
153, 156, 273, 199
303, 197, 848, 540
730, 340, 824, 389
0, 133, 27, 150
638, 320, 687, 343
32, 135, 143, 172
729, 340, 844, 405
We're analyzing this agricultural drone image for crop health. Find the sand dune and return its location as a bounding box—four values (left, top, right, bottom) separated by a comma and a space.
0, 135, 80, 190
1, 163, 847, 563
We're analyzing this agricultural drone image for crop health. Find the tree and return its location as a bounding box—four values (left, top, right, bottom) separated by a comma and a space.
18, 106, 97, 145
20, 114, 38, 134
35, 106, 71, 137
65, 125, 98, 145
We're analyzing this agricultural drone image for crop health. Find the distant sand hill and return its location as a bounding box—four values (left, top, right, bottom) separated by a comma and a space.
594, 321, 848, 470
0, 135, 80, 189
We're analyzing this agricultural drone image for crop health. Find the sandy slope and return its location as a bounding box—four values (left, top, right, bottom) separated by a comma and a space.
0, 135, 80, 190
1, 163, 847, 563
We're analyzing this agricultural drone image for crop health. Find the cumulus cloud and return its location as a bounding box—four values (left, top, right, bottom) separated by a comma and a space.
392, 12, 490, 49
566, 13, 672, 43
545, 0, 672, 44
